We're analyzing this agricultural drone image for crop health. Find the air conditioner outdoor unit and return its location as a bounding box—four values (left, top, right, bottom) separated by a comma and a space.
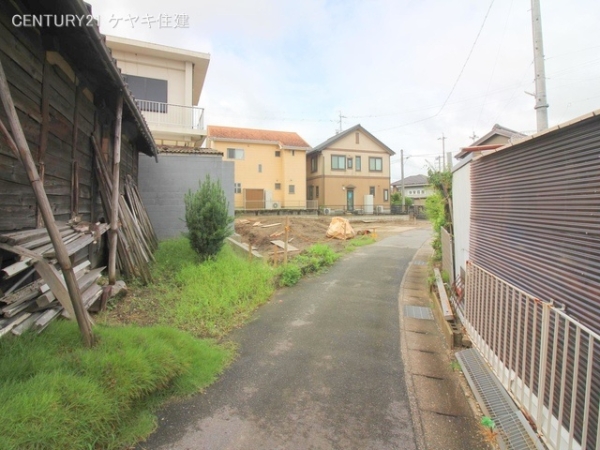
323, 207, 331, 215
272, 202, 280, 209
375, 205, 384, 214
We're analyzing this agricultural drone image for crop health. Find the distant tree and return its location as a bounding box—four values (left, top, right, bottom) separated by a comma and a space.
426, 169, 453, 260
391, 192, 414, 207
184, 175, 233, 260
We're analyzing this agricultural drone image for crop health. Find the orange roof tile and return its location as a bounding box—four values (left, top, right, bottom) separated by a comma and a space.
207, 125, 310, 148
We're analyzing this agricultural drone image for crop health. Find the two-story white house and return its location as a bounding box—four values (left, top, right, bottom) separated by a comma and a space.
106, 35, 209, 147
105, 37, 235, 239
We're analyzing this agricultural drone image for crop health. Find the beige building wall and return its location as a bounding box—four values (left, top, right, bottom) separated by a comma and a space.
106, 36, 209, 147
210, 140, 306, 209
306, 130, 391, 210
110, 49, 187, 106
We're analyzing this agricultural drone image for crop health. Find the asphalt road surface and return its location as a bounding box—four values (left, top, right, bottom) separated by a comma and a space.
139, 228, 432, 450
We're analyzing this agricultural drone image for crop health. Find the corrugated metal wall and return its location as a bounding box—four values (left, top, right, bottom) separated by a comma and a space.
470, 117, 600, 335
469, 115, 600, 449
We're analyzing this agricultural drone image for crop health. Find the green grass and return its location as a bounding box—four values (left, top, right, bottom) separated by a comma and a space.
344, 235, 377, 252
0, 322, 232, 450
276, 243, 340, 287
128, 238, 275, 339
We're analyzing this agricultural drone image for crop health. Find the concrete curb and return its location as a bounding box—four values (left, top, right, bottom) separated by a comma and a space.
398, 240, 492, 450
398, 239, 431, 450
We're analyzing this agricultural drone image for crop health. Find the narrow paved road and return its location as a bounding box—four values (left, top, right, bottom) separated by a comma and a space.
140, 228, 432, 450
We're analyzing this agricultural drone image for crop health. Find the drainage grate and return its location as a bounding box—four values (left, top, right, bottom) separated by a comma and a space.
404, 305, 433, 320
410, 260, 428, 266
456, 349, 544, 450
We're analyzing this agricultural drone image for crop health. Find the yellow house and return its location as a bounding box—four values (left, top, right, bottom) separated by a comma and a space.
307, 124, 395, 213
207, 126, 310, 210
106, 35, 210, 147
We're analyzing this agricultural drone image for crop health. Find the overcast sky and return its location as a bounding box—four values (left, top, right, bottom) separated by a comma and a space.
89, 0, 600, 180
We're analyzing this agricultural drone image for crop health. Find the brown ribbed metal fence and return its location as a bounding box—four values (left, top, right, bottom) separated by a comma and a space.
464, 115, 600, 449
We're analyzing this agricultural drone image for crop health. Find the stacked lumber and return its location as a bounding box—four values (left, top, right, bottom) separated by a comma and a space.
0, 223, 109, 336
92, 139, 158, 284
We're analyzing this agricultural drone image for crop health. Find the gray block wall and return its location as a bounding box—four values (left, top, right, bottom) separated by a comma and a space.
138, 154, 235, 240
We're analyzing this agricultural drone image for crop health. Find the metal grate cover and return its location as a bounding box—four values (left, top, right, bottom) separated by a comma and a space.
456, 349, 544, 450
404, 305, 433, 320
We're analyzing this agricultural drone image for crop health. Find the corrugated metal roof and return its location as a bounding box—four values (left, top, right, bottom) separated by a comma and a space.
207, 125, 310, 148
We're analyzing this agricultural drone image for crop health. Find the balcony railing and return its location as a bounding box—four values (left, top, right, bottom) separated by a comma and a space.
134, 100, 205, 131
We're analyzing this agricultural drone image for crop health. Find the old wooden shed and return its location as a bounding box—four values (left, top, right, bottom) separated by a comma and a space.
0, 0, 157, 246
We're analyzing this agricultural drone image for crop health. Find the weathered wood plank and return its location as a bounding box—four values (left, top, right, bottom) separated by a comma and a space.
44, 233, 94, 258
11, 311, 43, 336
33, 308, 60, 332
2, 298, 36, 317
0, 278, 44, 304
0, 312, 31, 338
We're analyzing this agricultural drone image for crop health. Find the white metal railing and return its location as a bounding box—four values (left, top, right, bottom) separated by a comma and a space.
463, 262, 600, 450
134, 100, 205, 130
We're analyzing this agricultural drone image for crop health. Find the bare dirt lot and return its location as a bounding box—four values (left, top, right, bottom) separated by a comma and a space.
234, 215, 430, 257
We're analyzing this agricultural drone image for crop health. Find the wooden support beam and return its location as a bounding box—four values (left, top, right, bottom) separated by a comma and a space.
37, 59, 51, 228
0, 58, 94, 347
434, 268, 454, 321
108, 93, 123, 285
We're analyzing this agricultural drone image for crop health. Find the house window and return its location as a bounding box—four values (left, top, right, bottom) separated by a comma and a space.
355, 156, 361, 171
369, 186, 375, 197
289, 185, 295, 194
347, 158, 353, 169
331, 155, 346, 170
311, 156, 318, 173
308, 185, 314, 200
275, 150, 281, 157
123, 74, 168, 112
316, 186, 319, 198
384, 189, 389, 201
234, 183, 241, 194
355, 132, 360, 144
227, 148, 244, 160
369, 157, 382, 171
258, 164, 262, 173
275, 183, 281, 190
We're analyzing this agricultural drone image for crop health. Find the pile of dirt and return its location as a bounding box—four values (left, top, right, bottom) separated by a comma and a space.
233, 216, 425, 257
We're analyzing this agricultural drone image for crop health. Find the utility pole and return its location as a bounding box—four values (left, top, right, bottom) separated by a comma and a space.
437, 134, 446, 172
400, 149, 405, 209
337, 111, 346, 134
531, 0, 549, 131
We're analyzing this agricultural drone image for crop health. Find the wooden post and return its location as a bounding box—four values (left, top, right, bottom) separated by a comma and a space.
284, 216, 289, 265
108, 93, 123, 285
37, 59, 51, 228
0, 59, 94, 347
273, 244, 278, 267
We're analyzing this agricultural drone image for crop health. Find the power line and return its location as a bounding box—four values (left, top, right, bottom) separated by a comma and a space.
436, 0, 496, 117
375, 0, 496, 132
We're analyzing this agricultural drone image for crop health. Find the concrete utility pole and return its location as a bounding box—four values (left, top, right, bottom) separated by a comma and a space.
437, 134, 446, 171
446, 151, 453, 171
400, 149, 405, 209
337, 111, 346, 134
531, 0, 549, 131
